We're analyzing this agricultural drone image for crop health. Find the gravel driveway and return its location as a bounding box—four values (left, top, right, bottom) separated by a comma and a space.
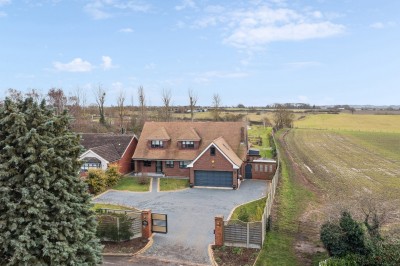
95, 179, 269, 265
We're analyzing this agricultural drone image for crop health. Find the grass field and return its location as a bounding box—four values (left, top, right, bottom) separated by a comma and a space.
248, 126, 274, 158
112, 176, 151, 192
294, 113, 400, 132
256, 130, 318, 266
159, 178, 189, 191
231, 197, 266, 222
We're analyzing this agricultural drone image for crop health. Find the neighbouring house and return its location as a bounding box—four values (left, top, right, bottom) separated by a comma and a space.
79, 133, 138, 175
132, 122, 276, 189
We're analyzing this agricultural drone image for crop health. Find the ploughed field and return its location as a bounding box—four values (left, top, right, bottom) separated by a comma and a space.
284, 129, 400, 231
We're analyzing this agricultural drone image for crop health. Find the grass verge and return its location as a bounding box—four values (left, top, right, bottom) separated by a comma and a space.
112, 176, 151, 192
159, 178, 189, 191
255, 130, 314, 266
92, 203, 135, 211
231, 197, 267, 222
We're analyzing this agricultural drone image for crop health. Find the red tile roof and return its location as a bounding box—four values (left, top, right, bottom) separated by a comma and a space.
133, 121, 247, 162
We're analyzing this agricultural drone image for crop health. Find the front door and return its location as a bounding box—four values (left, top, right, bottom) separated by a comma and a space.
156, 161, 163, 174
245, 164, 252, 179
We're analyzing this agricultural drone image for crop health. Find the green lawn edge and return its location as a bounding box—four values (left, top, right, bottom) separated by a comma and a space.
112, 176, 151, 192
231, 197, 267, 222
159, 178, 189, 191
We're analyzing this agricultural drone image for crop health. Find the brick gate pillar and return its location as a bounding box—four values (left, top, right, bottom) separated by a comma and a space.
141, 209, 152, 239
214, 215, 224, 246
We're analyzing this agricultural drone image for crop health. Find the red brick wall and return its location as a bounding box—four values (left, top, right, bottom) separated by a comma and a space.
190, 146, 240, 188
117, 137, 138, 174
247, 162, 276, 180
137, 160, 156, 173
163, 161, 190, 177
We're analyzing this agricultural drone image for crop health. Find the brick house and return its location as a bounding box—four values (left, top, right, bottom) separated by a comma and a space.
79, 134, 138, 174
132, 122, 276, 189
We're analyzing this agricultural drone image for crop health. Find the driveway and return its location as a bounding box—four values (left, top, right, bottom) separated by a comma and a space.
95, 179, 268, 265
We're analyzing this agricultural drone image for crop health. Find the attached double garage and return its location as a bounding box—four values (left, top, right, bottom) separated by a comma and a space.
194, 170, 233, 188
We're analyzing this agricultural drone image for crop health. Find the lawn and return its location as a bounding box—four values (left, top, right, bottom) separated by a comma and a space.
159, 178, 189, 191
294, 113, 400, 132
231, 197, 266, 222
112, 176, 151, 192
92, 203, 135, 211
248, 126, 274, 158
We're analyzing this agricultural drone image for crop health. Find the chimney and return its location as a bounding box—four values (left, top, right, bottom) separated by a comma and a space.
240, 127, 245, 143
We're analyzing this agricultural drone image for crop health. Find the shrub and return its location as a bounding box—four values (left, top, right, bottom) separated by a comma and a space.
138, 176, 150, 185
86, 169, 107, 194
238, 208, 249, 222
232, 247, 243, 255
105, 165, 121, 187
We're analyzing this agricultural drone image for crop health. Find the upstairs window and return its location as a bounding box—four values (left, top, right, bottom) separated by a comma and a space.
151, 140, 163, 148
210, 146, 216, 156
182, 141, 194, 149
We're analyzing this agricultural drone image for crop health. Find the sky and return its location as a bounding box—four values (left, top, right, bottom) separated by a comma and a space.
0, 0, 399, 106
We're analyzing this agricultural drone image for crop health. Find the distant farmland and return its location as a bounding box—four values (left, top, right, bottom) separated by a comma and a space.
294, 113, 400, 132
277, 128, 400, 262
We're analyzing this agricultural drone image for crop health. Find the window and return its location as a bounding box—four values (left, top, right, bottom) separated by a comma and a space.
265, 164, 268, 172
179, 161, 190, 169
269, 165, 273, 172
255, 164, 259, 172
80, 162, 101, 172
151, 140, 163, 148
182, 141, 194, 149
144, 161, 151, 167
166, 161, 174, 168
210, 146, 216, 156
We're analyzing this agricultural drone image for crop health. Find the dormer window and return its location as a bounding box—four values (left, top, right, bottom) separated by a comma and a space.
151, 140, 163, 148
182, 141, 194, 149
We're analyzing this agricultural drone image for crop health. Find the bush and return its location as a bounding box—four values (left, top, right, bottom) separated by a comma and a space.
86, 169, 107, 194
238, 208, 249, 222
138, 176, 150, 185
105, 165, 121, 187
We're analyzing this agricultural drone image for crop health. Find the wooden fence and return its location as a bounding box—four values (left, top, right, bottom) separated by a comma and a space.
222, 135, 280, 248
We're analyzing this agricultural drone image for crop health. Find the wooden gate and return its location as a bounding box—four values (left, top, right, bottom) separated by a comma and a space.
151, 213, 168, 233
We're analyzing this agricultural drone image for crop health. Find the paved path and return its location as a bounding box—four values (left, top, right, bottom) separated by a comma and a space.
95, 180, 268, 265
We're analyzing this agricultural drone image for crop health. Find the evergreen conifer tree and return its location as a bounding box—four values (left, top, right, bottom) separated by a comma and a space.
0, 98, 102, 265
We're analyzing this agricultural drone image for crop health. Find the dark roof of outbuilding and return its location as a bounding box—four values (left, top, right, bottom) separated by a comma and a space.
80, 133, 136, 162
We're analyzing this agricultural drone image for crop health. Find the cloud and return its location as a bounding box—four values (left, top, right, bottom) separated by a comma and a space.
53, 58, 93, 72
192, 5, 345, 50
0, 0, 11, 6
85, 0, 150, 20
101, 56, 115, 70
144, 63, 156, 70
118, 27, 133, 33
370, 21, 396, 29
0, 11, 6, 17
175, 0, 196, 11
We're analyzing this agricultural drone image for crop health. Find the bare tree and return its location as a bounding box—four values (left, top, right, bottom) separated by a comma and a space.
188, 89, 198, 122
117, 90, 126, 132
7, 88, 23, 101
212, 93, 222, 121
273, 104, 295, 129
47, 88, 67, 115
94, 86, 106, 125
161, 89, 172, 122
138, 86, 147, 126
26, 89, 43, 103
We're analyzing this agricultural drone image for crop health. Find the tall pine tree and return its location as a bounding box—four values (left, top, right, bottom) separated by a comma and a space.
0, 98, 102, 265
